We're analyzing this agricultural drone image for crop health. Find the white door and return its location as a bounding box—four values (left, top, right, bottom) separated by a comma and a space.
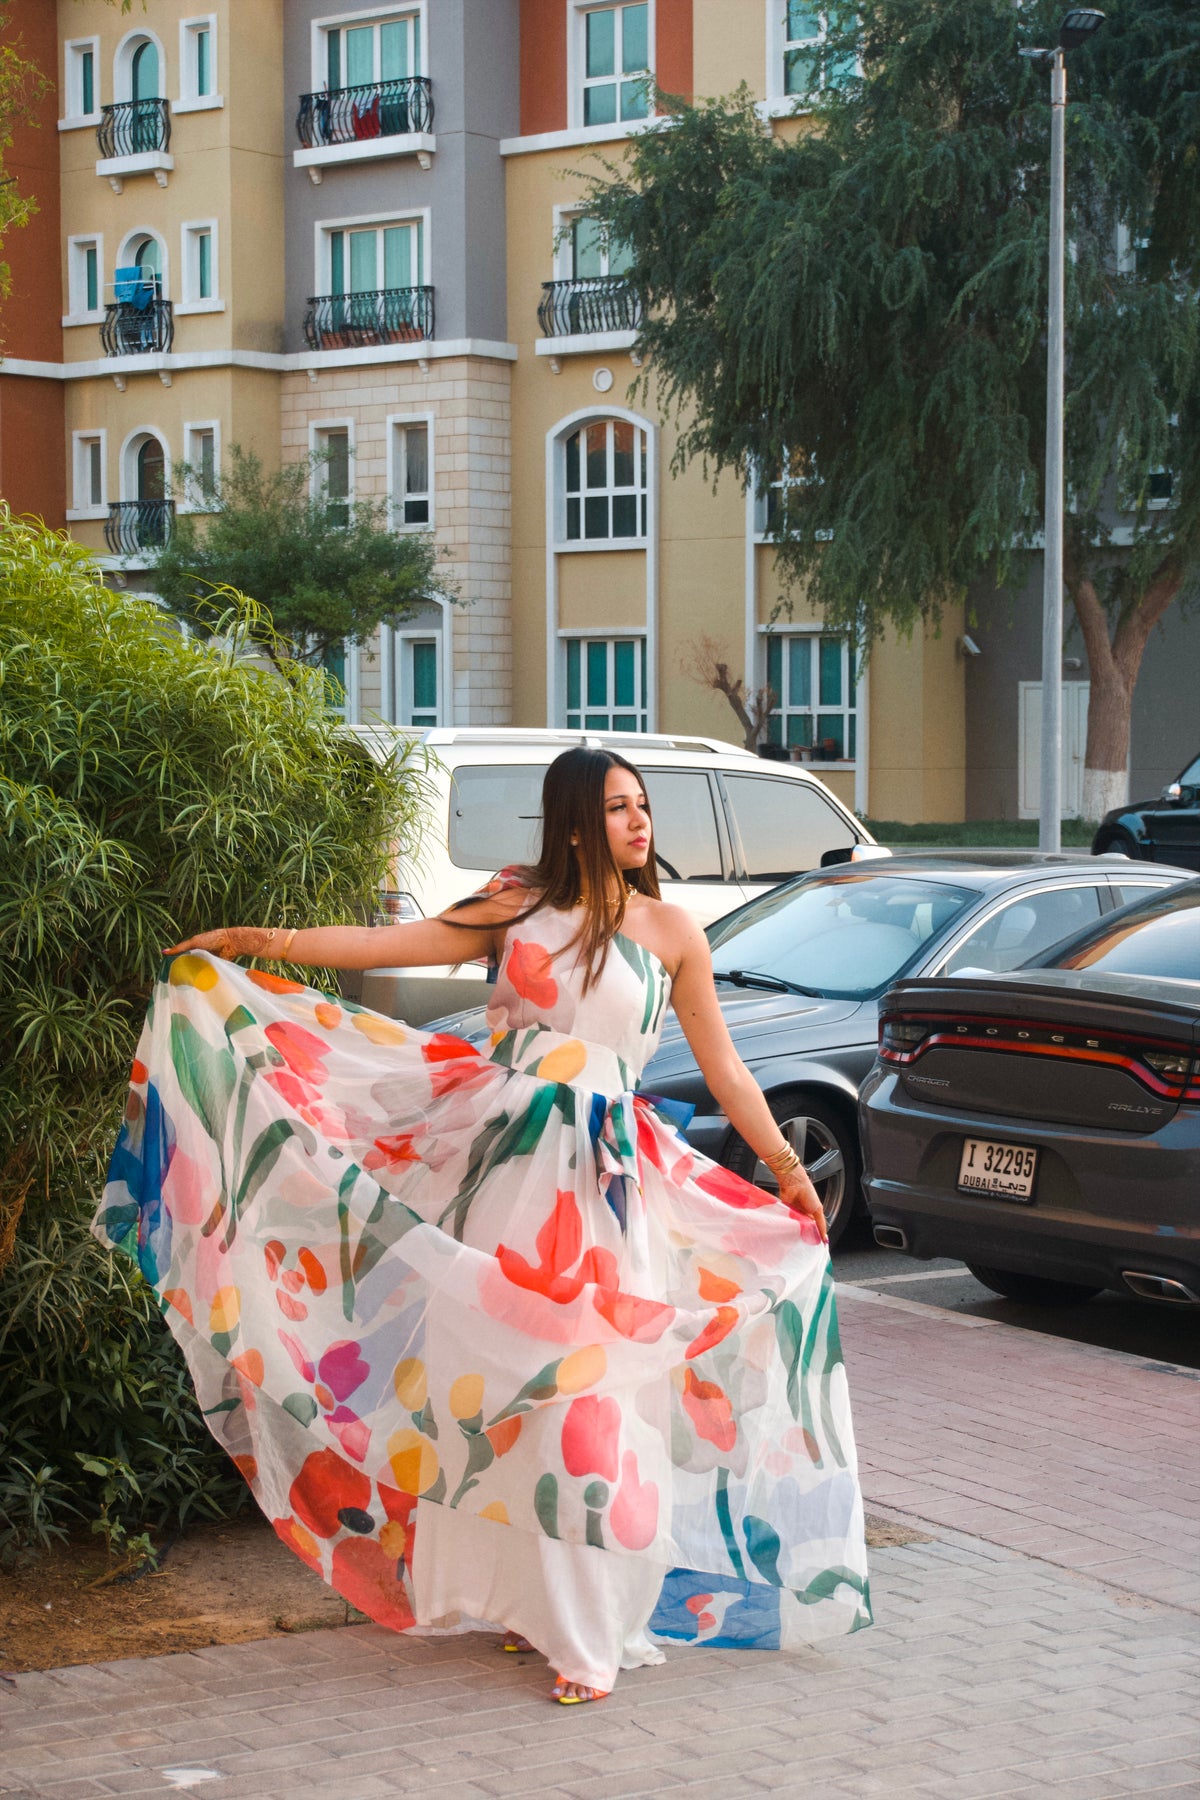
1018, 681, 1089, 819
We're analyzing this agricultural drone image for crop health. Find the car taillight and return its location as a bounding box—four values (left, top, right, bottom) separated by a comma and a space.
879, 1018, 928, 1062
1143, 1049, 1191, 1077
373, 890, 423, 926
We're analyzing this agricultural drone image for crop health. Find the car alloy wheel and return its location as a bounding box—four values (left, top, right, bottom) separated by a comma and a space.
725, 1092, 860, 1249
966, 1263, 1102, 1307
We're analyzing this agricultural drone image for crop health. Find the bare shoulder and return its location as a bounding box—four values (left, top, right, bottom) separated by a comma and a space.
622, 896, 706, 975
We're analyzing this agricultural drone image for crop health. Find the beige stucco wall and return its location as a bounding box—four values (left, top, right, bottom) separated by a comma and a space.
867, 613, 967, 823
692, 0, 765, 101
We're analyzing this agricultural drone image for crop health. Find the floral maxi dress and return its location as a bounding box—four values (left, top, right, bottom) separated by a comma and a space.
94, 900, 871, 1689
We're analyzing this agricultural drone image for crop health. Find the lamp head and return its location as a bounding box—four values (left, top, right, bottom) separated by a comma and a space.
1059, 9, 1104, 50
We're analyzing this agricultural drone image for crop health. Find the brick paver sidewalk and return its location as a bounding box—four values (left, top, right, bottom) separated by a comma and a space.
3, 1289, 1199, 1800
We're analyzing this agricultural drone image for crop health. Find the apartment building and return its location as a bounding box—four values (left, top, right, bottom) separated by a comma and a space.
3, 0, 970, 819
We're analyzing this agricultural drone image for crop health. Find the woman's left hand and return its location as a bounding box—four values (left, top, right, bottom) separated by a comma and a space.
777, 1164, 828, 1244
163, 927, 274, 959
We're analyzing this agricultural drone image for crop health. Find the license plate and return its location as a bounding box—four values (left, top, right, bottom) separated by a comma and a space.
957, 1137, 1038, 1201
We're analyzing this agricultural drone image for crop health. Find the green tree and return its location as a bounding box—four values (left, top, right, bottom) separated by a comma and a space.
0, 509, 429, 1550
0, 9, 50, 314
148, 444, 448, 674
586, 0, 1200, 818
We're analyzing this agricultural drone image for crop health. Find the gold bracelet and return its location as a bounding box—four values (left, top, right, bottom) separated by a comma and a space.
765, 1143, 802, 1176
279, 928, 298, 959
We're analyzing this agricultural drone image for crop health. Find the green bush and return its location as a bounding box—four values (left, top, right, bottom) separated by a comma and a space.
0, 511, 426, 1556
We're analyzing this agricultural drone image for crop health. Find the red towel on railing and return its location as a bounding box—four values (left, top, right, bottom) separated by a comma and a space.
352, 95, 381, 139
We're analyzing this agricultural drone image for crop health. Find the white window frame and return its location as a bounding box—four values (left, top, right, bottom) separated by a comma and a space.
61, 37, 101, 127
177, 14, 222, 112
315, 207, 430, 294
551, 204, 629, 281
561, 630, 649, 733
760, 626, 858, 765
118, 426, 172, 504
177, 219, 221, 312
753, 450, 822, 540
69, 430, 108, 519
766, 3, 858, 108
181, 420, 221, 512
113, 28, 169, 105
387, 621, 443, 726
65, 234, 105, 324
310, 418, 356, 524
568, 0, 656, 132
558, 415, 649, 549
115, 226, 170, 300
386, 411, 434, 532
310, 3, 428, 90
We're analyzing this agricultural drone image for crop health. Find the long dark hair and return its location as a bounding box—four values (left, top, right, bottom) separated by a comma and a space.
452, 747, 661, 989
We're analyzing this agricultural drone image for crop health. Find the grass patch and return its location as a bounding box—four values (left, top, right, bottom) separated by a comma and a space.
865, 818, 1096, 848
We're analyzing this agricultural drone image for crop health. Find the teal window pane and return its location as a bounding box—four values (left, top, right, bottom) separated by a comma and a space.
767, 634, 782, 698
612, 494, 637, 536
621, 79, 649, 119
413, 18, 421, 72
640, 494, 647, 536
567, 639, 581, 710
586, 640, 608, 707
766, 716, 783, 746
566, 497, 581, 539
350, 230, 377, 292
849, 715, 857, 760
585, 81, 617, 125
412, 640, 437, 711
380, 20, 409, 80
330, 231, 345, 294
816, 715, 844, 755
85, 246, 98, 313
585, 714, 610, 729
788, 637, 812, 707
132, 40, 159, 100
346, 25, 375, 86
847, 650, 856, 705
786, 713, 813, 748
573, 217, 605, 279
324, 642, 347, 689
640, 636, 647, 697
826, 50, 856, 88
567, 714, 581, 729
607, 232, 633, 275
81, 51, 94, 115
819, 637, 842, 705
614, 639, 635, 707
327, 30, 341, 88
383, 226, 413, 289
786, 2, 821, 40
136, 236, 161, 280
197, 232, 212, 299
587, 9, 615, 77
622, 3, 648, 72
612, 714, 637, 732
584, 495, 608, 537
565, 430, 581, 493
195, 27, 211, 95
784, 47, 819, 94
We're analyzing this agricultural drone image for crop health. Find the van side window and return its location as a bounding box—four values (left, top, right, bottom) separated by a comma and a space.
642, 770, 725, 882
448, 766, 545, 871
722, 775, 857, 882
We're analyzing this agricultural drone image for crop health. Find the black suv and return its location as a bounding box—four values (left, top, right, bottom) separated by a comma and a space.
1092, 752, 1200, 869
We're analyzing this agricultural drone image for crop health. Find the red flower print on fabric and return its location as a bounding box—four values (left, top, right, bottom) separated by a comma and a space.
289, 1447, 372, 1539
497, 1189, 676, 1342
695, 1163, 775, 1210
681, 1368, 737, 1452
561, 1394, 621, 1481
505, 938, 558, 1008
331, 1537, 415, 1632
610, 1450, 658, 1550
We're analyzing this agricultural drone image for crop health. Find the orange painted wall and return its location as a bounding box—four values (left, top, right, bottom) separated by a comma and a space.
520, 0, 568, 135
0, 2, 64, 523
657, 0, 693, 101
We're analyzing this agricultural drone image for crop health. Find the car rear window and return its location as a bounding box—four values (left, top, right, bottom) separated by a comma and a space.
1052, 885, 1200, 981
721, 774, 857, 881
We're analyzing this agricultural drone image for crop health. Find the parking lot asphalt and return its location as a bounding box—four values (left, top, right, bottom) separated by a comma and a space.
3, 1282, 1198, 1800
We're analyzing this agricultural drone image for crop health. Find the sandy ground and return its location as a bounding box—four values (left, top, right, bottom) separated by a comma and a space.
0, 1514, 920, 1677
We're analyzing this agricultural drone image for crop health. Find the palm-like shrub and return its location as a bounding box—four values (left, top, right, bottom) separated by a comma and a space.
0, 512, 426, 1553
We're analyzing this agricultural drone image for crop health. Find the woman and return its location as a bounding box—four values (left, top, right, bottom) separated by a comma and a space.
95, 747, 870, 1703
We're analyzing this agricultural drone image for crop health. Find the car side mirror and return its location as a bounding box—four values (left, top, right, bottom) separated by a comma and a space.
1162, 782, 1184, 803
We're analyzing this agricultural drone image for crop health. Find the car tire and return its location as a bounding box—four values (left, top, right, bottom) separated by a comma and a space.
966, 1263, 1103, 1306
1092, 827, 1141, 859
725, 1091, 860, 1249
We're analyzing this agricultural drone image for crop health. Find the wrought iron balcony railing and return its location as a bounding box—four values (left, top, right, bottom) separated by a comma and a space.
537, 276, 643, 339
100, 296, 174, 356
296, 77, 434, 148
105, 499, 175, 556
303, 286, 434, 351
96, 97, 171, 158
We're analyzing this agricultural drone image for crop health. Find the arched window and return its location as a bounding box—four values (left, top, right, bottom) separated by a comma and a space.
562, 417, 647, 543
136, 436, 165, 503
131, 38, 160, 100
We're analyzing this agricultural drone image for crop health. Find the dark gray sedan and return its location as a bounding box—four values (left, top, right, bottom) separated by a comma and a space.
642, 854, 1190, 1246
859, 880, 1200, 1306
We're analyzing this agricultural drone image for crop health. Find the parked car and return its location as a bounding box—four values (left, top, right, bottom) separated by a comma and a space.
354, 726, 874, 1023
1092, 750, 1200, 867
860, 879, 1200, 1306
633, 854, 1192, 1247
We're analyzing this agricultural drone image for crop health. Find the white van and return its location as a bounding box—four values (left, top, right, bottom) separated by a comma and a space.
353, 727, 877, 1023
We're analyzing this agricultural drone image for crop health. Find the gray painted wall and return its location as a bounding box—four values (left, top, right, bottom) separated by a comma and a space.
282, 0, 519, 350
965, 563, 1200, 819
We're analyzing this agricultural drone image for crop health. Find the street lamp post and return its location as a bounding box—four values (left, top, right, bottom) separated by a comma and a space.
1021, 9, 1104, 854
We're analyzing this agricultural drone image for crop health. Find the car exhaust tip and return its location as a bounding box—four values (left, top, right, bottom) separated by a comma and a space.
874, 1224, 909, 1251
1121, 1270, 1200, 1305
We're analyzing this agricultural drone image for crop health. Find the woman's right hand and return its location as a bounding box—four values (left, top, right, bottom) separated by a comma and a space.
163, 926, 273, 959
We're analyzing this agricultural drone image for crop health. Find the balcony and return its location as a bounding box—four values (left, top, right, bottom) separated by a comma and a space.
537, 277, 643, 358
95, 99, 173, 190
105, 499, 175, 557
294, 77, 435, 181
100, 296, 174, 357
303, 287, 434, 352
